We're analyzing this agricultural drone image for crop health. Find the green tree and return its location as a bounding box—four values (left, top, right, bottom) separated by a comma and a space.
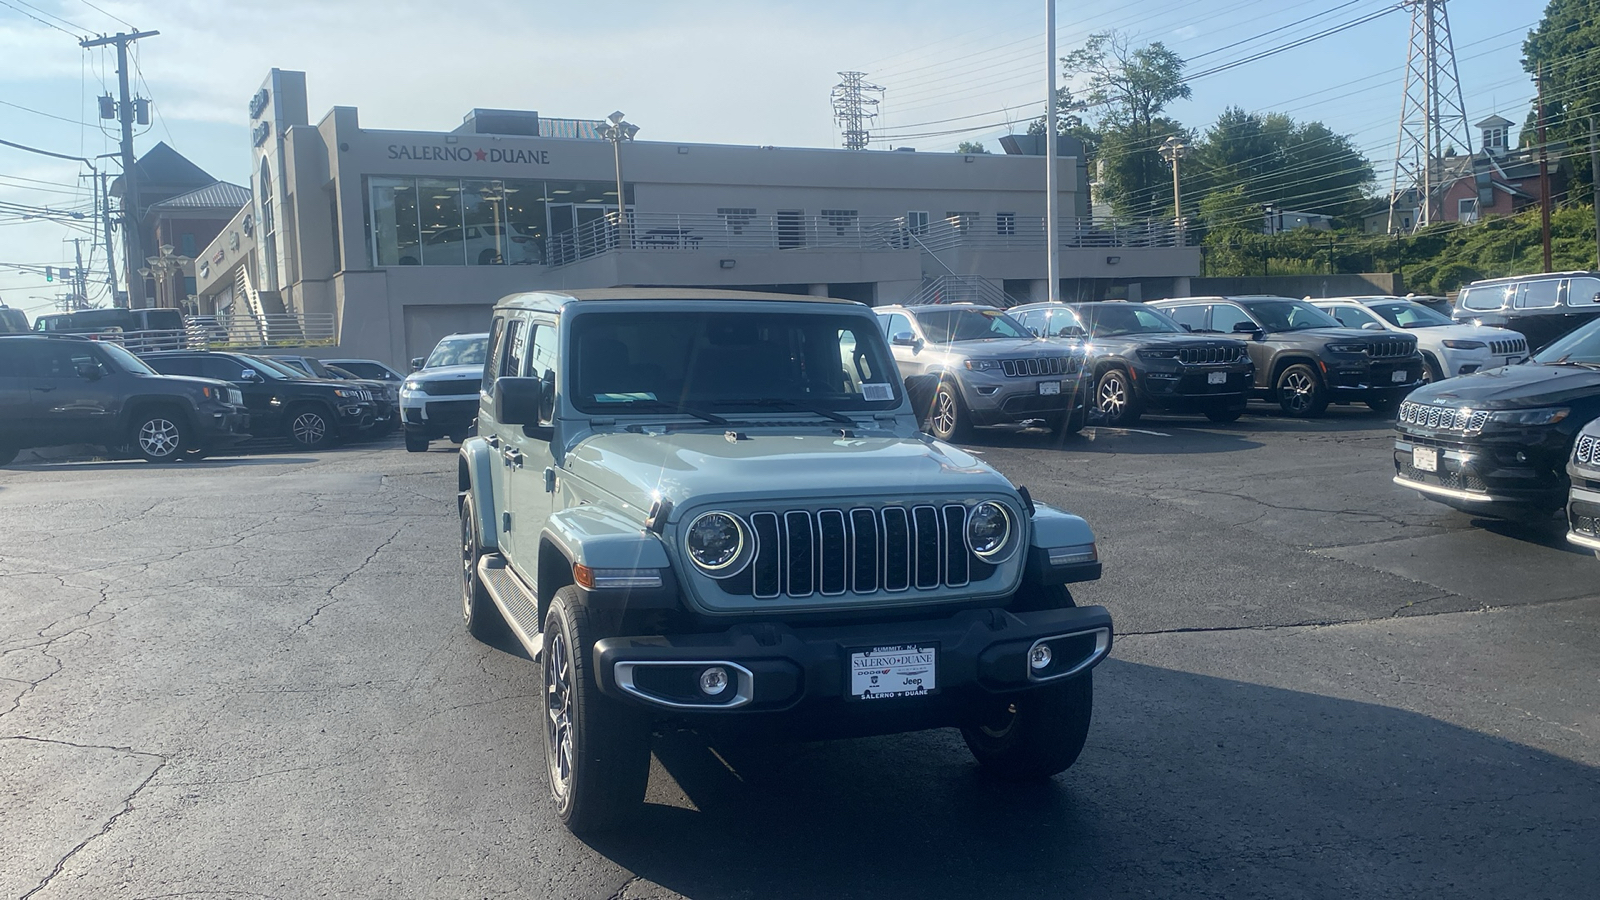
1190, 107, 1373, 224
1060, 31, 1192, 218
955, 141, 991, 154
1522, 0, 1600, 192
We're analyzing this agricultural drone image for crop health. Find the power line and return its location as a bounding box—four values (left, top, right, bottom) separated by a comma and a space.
0, 97, 96, 127
75, 0, 134, 29
0, 0, 81, 36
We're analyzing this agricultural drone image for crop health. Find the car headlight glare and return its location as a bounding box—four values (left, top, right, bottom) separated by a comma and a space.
966, 501, 1013, 559
1441, 340, 1487, 350
964, 359, 1001, 371
685, 511, 751, 575
1485, 407, 1570, 427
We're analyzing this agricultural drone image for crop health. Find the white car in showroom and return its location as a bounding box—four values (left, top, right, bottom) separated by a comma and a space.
1310, 296, 1528, 383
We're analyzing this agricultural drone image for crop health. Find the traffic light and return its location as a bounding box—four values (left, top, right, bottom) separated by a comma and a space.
44, 266, 53, 283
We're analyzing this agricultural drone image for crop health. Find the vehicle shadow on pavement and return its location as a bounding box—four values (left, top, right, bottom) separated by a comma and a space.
587, 660, 1599, 900
962, 426, 1266, 456
1466, 512, 1593, 556
2, 456, 322, 472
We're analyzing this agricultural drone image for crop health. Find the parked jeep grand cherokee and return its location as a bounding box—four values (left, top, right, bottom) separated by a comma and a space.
457, 288, 1112, 834
1568, 418, 1600, 558
145, 351, 377, 450
1012, 301, 1254, 425
0, 334, 249, 464
1394, 316, 1600, 517
1151, 295, 1424, 416
875, 303, 1088, 440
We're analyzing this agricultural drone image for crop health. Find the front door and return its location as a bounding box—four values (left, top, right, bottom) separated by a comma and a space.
502, 317, 560, 587
29, 342, 120, 445
480, 314, 518, 559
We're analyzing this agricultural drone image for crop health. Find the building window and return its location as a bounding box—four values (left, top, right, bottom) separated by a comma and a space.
1458, 197, 1479, 223
180, 233, 196, 257
370, 176, 422, 265
822, 209, 857, 236
906, 211, 929, 235
718, 207, 756, 234
368, 176, 578, 266
996, 212, 1016, 235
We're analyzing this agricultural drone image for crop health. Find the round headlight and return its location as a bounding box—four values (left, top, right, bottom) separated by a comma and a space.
685, 511, 750, 575
966, 501, 1013, 559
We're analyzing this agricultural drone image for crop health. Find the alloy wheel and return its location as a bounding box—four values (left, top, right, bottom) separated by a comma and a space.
138, 418, 181, 458
292, 412, 327, 447
544, 628, 574, 804
933, 390, 958, 436
1281, 371, 1315, 414
1097, 373, 1128, 419
460, 503, 477, 623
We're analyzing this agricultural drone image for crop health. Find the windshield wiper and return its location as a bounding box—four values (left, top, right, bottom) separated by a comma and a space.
601, 398, 729, 426
713, 397, 857, 425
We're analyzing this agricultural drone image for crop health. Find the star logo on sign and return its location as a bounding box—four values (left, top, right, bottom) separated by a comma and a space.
474, 149, 487, 161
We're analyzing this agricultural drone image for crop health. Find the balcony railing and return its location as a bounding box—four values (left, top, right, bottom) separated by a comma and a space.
545, 212, 1185, 267
183, 312, 338, 350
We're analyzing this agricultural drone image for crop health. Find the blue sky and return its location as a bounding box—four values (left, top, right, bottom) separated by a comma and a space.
0, 0, 1547, 316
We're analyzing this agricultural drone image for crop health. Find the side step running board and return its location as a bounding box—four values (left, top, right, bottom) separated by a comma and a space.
478, 555, 545, 660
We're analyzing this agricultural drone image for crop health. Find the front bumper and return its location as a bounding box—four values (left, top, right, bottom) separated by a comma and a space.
963, 373, 1085, 425
1327, 357, 1425, 397
1438, 346, 1525, 377
195, 407, 252, 445
1136, 364, 1253, 409
1566, 473, 1600, 551
1393, 426, 1571, 509
401, 397, 478, 434
591, 604, 1112, 734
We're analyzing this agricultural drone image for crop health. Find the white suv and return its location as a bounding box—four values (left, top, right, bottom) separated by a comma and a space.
1311, 296, 1527, 383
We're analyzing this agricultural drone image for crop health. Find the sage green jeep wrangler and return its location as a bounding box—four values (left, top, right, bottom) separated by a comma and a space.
457, 288, 1113, 834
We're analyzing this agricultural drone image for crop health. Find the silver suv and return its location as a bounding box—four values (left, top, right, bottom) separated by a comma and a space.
457, 289, 1113, 834
875, 303, 1089, 441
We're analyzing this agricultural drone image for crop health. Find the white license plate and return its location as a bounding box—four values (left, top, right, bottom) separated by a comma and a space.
1038, 381, 1061, 395
1392, 370, 1409, 383
850, 645, 937, 700
1413, 447, 1438, 472
1207, 371, 1227, 385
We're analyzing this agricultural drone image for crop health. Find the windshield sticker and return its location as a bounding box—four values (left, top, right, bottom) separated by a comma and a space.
594, 392, 657, 403
861, 383, 893, 401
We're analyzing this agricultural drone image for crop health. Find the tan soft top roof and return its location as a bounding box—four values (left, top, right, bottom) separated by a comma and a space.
498, 287, 860, 308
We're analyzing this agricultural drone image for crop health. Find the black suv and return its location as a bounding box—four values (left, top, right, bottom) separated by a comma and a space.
1012, 301, 1255, 424
1151, 295, 1424, 416
0, 334, 249, 465
1394, 317, 1600, 517
144, 351, 377, 450
1455, 272, 1600, 352
265, 355, 399, 435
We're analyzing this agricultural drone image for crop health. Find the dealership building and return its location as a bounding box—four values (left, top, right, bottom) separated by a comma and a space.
193, 69, 1200, 365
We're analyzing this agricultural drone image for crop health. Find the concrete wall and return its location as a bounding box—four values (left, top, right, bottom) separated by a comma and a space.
1187, 273, 1403, 300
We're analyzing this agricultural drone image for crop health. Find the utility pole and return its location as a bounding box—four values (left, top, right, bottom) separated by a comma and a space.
1590, 117, 1600, 269
1538, 63, 1552, 272
830, 72, 884, 151
1389, 0, 1471, 232
98, 172, 119, 302
1045, 0, 1060, 304
81, 30, 159, 309
72, 238, 87, 307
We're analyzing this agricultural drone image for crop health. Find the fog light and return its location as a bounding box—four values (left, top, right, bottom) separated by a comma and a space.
699, 666, 729, 695
1515, 451, 1528, 463
1029, 644, 1052, 671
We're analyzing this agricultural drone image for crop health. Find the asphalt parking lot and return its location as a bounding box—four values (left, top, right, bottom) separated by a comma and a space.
3, 406, 1597, 899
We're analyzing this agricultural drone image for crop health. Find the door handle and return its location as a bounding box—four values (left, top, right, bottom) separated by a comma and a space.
502, 447, 523, 468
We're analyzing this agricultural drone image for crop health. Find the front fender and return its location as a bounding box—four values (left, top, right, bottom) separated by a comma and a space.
459, 436, 500, 551
1024, 502, 1101, 585
542, 505, 672, 571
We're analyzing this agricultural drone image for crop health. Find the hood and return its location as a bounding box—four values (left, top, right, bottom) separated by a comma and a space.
153, 374, 237, 394
945, 337, 1080, 358
1091, 332, 1244, 351
565, 430, 1009, 516
1407, 323, 1522, 344
409, 364, 482, 383
1266, 326, 1407, 344
1408, 361, 1600, 408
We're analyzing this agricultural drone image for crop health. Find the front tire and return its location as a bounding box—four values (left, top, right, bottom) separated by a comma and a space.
1204, 404, 1244, 423
286, 404, 334, 450
131, 410, 189, 462
1275, 363, 1328, 417
404, 430, 429, 453
1420, 353, 1443, 384
0, 446, 17, 466
459, 493, 504, 641
542, 587, 652, 834
1367, 394, 1400, 415
928, 381, 973, 442
1094, 367, 1141, 426
962, 673, 1094, 779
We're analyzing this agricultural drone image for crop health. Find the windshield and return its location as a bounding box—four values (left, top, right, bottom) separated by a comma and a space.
1531, 318, 1600, 365
426, 335, 489, 368
97, 341, 159, 375
1369, 300, 1454, 328
1076, 304, 1183, 337
239, 355, 296, 379
570, 310, 902, 415
1237, 298, 1341, 332
914, 308, 1031, 342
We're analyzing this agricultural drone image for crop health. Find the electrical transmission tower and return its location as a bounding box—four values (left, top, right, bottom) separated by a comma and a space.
1388, 0, 1472, 233
831, 71, 885, 150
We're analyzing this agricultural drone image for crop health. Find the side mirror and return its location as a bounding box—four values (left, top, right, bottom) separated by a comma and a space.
1232, 321, 1262, 337
1362, 322, 1386, 331
76, 361, 102, 380
891, 332, 918, 347
410, 357, 425, 372
494, 376, 543, 427
239, 368, 260, 382
1059, 325, 1086, 338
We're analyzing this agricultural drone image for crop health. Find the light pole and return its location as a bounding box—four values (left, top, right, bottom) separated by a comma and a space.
140, 243, 192, 310
596, 111, 639, 249
1158, 135, 1189, 245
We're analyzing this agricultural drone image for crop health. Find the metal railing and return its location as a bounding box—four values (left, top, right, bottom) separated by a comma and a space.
183, 312, 338, 350
545, 212, 1185, 267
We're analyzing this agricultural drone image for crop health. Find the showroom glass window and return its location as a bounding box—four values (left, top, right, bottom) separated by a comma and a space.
367, 177, 625, 267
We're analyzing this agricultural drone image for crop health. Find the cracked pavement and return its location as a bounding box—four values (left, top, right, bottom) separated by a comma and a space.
2, 410, 1597, 899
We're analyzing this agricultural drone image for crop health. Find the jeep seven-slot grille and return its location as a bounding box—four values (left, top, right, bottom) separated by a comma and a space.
1575, 433, 1597, 466
1489, 337, 1527, 356
999, 356, 1080, 377
1176, 345, 1248, 365
738, 505, 991, 600
1399, 401, 1488, 433
1368, 339, 1414, 359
